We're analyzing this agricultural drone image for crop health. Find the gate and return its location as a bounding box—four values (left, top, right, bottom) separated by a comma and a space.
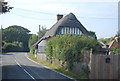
89, 53, 120, 79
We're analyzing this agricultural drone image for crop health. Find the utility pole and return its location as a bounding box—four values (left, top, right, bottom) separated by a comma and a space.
39, 25, 41, 32
118, 2, 120, 37
38, 25, 41, 39
0, 25, 2, 81
0, 25, 2, 52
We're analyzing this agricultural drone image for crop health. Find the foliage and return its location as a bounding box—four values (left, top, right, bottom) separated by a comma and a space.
37, 26, 47, 39
46, 34, 100, 70
28, 34, 38, 54
28, 54, 87, 79
98, 37, 114, 45
2, 25, 30, 42
88, 31, 97, 39
111, 47, 120, 55
2, 25, 31, 52
0, 1, 13, 13
2, 41, 24, 52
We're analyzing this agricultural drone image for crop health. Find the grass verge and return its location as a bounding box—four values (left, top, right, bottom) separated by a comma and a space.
28, 54, 87, 80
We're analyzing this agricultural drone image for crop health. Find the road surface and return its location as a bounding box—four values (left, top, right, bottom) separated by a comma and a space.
2, 52, 75, 81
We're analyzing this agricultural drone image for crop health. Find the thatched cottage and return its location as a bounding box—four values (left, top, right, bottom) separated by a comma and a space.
34, 13, 90, 54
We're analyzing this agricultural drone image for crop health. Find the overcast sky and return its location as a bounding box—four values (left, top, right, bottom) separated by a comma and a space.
0, 0, 119, 38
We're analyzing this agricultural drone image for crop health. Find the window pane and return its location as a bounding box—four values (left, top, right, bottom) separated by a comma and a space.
59, 29, 61, 34
66, 27, 67, 34
61, 28, 63, 34
63, 27, 65, 34
67, 27, 69, 33
76, 28, 78, 35
70, 27, 71, 34
68, 27, 70, 33
78, 28, 80, 35
75, 27, 76, 34
73, 27, 75, 34
71, 27, 73, 34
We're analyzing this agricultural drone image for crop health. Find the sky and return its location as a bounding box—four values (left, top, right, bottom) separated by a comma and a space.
0, 0, 119, 38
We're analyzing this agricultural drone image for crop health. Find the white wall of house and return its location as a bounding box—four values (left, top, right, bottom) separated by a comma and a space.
38, 40, 46, 53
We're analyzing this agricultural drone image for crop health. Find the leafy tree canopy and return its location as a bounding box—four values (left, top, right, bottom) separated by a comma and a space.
98, 37, 114, 45
88, 31, 97, 39
2, 25, 31, 52
28, 34, 38, 54
37, 25, 47, 39
2, 25, 30, 42
0, 1, 13, 13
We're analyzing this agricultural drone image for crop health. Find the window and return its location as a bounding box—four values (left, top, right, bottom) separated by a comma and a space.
75, 28, 78, 34
70, 27, 72, 34
78, 28, 80, 34
67, 27, 69, 33
63, 27, 65, 34
68, 27, 70, 33
65, 27, 67, 34
71, 27, 73, 34
74, 27, 76, 34
80, 30, 82, 34
58, 28, 61, 34
57, 27, 82, 35
61, 28, 63, 34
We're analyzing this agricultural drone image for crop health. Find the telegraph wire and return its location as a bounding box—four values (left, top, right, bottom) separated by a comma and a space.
14, 8, 117, 19
14, 8, 56, 15
78, 16, 117, 19
9, 8, 117, 20
10, 12, 55, 21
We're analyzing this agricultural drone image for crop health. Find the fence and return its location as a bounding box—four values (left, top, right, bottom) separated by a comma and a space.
37, 51, 120, 79
88, 53, 120, 79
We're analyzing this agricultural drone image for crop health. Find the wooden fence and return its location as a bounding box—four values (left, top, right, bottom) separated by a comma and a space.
88, 53, 120, 79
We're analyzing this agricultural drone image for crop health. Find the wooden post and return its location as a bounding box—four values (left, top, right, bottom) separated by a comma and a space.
89, 48, 93, 79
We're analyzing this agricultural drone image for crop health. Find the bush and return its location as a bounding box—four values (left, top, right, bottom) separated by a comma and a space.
2, 41, 24, 52
111, 47, 120, 55
28, 34, 38, 54
46, 34, 100, 70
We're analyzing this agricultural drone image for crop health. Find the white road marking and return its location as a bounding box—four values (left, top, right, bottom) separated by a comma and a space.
25, 53, 76, 81
14, 58, 35, 80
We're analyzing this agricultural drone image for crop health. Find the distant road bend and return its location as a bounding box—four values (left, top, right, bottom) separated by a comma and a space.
2, 52, 75, 81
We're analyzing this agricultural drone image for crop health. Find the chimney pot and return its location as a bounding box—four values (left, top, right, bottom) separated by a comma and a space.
57, 14, 63, 21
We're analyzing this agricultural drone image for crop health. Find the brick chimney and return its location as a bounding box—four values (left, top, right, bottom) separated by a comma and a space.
57, 14, 63, 21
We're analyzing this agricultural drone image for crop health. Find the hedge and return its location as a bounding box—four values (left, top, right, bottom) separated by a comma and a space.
46, 34, 100, 70
2, 41, 24, 52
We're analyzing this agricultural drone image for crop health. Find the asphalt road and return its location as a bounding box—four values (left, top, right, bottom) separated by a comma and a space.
2, 52, 75, 81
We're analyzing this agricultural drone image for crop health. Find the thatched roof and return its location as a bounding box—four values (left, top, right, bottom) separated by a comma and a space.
34, 13, 89, 46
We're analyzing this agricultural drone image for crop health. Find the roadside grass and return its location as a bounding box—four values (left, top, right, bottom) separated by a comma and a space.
28, 54, 87, 80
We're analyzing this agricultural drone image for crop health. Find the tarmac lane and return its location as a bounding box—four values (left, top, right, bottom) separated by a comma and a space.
2, 52, 75, 81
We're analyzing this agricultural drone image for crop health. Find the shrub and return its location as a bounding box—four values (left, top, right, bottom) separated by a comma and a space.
2, 41, 24, 52
111, 47, 120, 55
46, 34, 100, 70
28, 34, 38, 54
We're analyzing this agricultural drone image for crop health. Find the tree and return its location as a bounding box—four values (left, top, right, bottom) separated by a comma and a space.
2, 25, 31, 52
0, 1, 13, 13
88, 31, 97, 39
2, 41, 24, 52
37, 25, 47, 39
98, 37, 114, 45
28, 34, 38, 54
